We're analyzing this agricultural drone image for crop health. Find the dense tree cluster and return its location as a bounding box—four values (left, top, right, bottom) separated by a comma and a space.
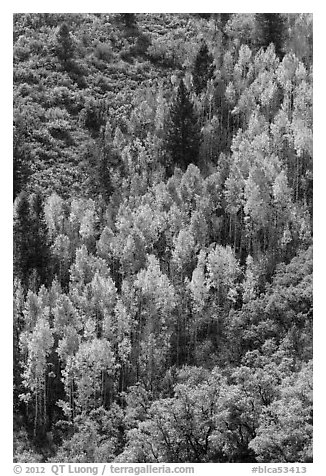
13, 13, 312, 463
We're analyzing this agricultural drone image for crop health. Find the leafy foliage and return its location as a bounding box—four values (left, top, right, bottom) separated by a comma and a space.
13, 13, 312, 464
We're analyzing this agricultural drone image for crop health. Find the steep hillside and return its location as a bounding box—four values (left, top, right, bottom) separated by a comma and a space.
13, 13, 313, 464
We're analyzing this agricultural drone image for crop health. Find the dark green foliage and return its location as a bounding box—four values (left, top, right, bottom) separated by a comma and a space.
196, 13, 211, 20
255, 14, 287, 57
14, 192, 50, 289
55, 22, 75, 63
220, 13, 231, 29
13, 192, 36, 287
80, 99, 107, 138
29, 193, 51, 285
13, 131, 30, 200
164, 79, 201, 171
120, 13, 137, 29
86, 137, 121, 202
192, 40, 214, 95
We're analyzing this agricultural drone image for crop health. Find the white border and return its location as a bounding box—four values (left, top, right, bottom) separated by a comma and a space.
3, 3, 324, 475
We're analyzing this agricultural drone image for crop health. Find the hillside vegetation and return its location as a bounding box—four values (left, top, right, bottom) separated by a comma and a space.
13, 13, 313, 463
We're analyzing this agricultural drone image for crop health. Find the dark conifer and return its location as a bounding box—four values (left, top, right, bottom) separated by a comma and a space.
89, 141, 115, 202
13, 134, 30, 201
255, 13, 287, 57
14, 192, 50, 288
164, 79, 201, 172
29, 193, 50, 285
220, 13, 231, 29
120, 13, 137, 29
55, 22, 75, 63
192, 40, 215, 95
13, 192, 33, 286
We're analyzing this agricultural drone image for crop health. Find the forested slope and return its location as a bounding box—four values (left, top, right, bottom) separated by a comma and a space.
13, 13, 313, 463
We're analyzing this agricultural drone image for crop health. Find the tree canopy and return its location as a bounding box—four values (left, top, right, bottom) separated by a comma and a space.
13, 13, 312, 464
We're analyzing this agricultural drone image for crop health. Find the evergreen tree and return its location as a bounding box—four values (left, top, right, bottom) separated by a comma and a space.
192, 40, 215, 95
86, 139, 116, 202
255, 14, 286, 58
29, 193, 50, 286
120, 13, 137, 29
14, 193, 50, 289
196, 13, 211, 20
164, 79, 201, 172
14, 192, 34, 287
13, 129, 30, 201
220, 13, 231, 29
55, 22, 75, 63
